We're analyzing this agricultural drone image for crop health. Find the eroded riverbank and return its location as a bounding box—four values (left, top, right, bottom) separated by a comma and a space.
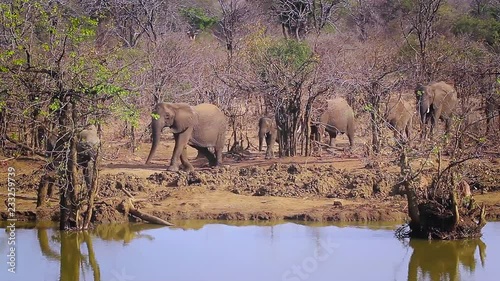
1, 157, 499, 224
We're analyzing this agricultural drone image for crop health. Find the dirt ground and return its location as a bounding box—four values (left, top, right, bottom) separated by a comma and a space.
1, 133, 499, 225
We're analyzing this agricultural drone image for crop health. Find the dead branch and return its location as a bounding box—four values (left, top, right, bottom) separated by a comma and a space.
119, 198, 174, 226
5, 135, 47, 158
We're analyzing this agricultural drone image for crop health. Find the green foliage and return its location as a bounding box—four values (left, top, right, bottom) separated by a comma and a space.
9, 132, 19, 141
453, 15, 500, 50
363, 103, 374, 112
49, 99, 61, 111
111, 104, 140, 128
151, 113, 160, 120
88, 84, 129, 97
180, 7, 218, 31
266, 39, 313, 69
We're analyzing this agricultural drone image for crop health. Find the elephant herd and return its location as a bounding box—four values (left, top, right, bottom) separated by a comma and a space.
145, 81, 460, 172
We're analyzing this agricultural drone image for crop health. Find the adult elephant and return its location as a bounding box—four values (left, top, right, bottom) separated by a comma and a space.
145, 102, 227, 172
384, 98, 414, 141
77, 125, 100, 188
415, 81, 458, 139
38, 125, 100, 207
318, 98, 355, 148
258, 116, 277, 159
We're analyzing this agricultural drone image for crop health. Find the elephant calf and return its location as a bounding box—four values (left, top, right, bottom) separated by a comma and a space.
384, 98, 414, 142
318, 98, 355, 148
146, 102, 227, 172
258, 116, 277, 159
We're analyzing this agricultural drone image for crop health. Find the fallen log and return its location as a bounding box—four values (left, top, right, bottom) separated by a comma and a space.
118, 198, 174, 226
116, 181, 173, 226
128, 204, 174, 226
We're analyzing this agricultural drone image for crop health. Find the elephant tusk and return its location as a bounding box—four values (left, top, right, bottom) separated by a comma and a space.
426, 108, 430, 114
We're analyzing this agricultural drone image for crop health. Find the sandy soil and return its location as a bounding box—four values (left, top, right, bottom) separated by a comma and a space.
1, 134, 499, 224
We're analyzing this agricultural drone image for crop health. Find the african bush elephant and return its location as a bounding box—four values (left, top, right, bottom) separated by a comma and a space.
415, 81, 458, 139
258, 116, 277, 159
145, 102, 227, 172
77, 125, 100, 188
384, 98, 414, 141
318, 98, 355, 148
38, 125, 100, 207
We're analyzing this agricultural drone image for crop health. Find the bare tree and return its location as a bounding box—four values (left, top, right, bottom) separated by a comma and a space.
341, 39, 403, 154
344, 0, 381, 41
99, 0, 179, 47
216, 0, 248, 55
273, 0, 344, 40
402, 0, 444, 80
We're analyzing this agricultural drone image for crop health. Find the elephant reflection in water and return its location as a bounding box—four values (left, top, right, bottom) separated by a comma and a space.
407, 238, 486, 281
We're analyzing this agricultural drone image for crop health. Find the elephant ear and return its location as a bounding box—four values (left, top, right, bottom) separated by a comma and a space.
170, 103, 196, 133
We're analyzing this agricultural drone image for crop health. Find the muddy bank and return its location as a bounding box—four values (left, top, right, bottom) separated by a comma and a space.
1, 159, 499, 224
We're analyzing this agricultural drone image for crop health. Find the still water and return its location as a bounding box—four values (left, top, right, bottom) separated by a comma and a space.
0, 221, 499, 281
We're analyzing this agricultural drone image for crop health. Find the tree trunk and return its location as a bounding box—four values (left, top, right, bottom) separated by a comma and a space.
400, 148, 421, 226
276, 95, 301, 157
369, 93, 381, 154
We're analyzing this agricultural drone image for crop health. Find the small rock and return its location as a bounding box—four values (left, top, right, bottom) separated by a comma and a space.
333, 201, 343, 207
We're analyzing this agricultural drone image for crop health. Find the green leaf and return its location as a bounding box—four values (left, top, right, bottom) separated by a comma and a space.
49, 99, 61, 111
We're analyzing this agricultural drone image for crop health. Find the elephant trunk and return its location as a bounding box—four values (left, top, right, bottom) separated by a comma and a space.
419, 100, 429, 124
146, 119, 163, 164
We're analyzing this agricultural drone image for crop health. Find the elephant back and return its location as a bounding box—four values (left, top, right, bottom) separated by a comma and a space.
419, 81, 457, 100
428, 81, 458, 115
386, 98, 414, 129
321, 97, 354, 132
191, 103, 227, 146
193, 103, 226, 121
258, 116, 275, 128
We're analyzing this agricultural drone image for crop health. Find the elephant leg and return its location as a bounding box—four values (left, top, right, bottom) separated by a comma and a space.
404, 126, 410, 142
214, 137, 224, 166
47, 178, 54, 198
444, 118, 452, 136
265, 132, 275, 159
347, 127, 355, 148
36, 175, 50, 207
328, 132, 337, 147
83, 163, 93, 189
347, 134, 354, 147
197, 147, 217, 167
169, 131, 191, 172
180, 147, 194, 172
429, 116, 437, 140
258, 131, 265, 152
